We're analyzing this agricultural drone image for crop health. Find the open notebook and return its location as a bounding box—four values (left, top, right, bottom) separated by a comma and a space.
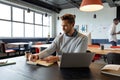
27, 60, 54, 66
101, 64, 120, 77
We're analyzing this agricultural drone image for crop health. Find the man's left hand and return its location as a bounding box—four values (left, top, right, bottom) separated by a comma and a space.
42, 56, 59, 63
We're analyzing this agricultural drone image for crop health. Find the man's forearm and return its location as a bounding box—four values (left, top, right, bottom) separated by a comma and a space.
112, 32, 120, 35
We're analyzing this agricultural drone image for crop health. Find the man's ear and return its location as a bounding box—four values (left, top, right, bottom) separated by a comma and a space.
72, 23, 75, 27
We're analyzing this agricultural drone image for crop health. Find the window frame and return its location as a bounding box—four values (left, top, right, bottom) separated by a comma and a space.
0, 2, 52, 38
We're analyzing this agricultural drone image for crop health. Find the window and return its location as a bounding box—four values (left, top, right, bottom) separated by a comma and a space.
13, 22, 24, 37
43, 26, 49, 37
43, 15, 51, 37
35, 25, 42, 37
25, 24, 34, 37
35, 13, 42, 25
25, 10, 33, 23
43, 15, 49, 26
0, 21, 11, 37
49, 16, 52, 37
0, 3, 11, 20
13, 7, 23, 22
0, 2, 52, 38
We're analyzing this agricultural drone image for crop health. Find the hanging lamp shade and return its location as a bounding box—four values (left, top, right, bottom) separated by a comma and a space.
80, 0, 103, 12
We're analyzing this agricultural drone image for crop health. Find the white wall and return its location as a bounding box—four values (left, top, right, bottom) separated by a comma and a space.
56, 3, 120, 39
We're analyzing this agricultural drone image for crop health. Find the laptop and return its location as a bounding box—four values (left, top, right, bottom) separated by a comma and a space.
58, 52, 95, 68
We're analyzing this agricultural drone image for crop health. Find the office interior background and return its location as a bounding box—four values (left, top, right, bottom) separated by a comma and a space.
0, 0, 120, 44
1, 1, 120, 80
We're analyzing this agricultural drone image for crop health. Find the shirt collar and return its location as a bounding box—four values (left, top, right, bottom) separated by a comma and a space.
66, 29, 78, 37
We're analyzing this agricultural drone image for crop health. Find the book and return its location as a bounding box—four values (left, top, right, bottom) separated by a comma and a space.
101, 64, 120, 77
26, 60, 54, 67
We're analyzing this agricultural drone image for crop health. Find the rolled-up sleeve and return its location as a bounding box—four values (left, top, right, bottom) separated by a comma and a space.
38, 36, 59, 59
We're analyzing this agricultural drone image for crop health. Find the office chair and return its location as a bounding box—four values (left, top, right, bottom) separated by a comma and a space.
23, 41, 36, 54
88, 43, 101, 62
0, 42, 16, 57
106, 53, 120, 64
92, 43, 100, 46
24, 42, 33, 51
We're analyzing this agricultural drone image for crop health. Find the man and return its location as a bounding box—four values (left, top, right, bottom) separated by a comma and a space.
28, 14, 88, 63
108, 18, 120, 46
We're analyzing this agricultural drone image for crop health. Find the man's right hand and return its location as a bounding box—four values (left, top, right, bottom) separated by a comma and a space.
28, 54, 39, 62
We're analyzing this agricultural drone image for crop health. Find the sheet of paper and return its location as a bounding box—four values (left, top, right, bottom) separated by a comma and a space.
26, 61, 37, 65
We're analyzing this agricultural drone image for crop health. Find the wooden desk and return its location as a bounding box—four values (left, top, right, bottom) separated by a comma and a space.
88, 48, 120, 54
0, 56, 119, 80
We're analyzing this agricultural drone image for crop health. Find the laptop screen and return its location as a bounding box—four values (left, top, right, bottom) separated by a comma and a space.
58, 53, 95, 68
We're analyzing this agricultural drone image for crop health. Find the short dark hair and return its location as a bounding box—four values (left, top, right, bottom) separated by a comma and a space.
60, 14, 75, 24
113, 18, 120, 22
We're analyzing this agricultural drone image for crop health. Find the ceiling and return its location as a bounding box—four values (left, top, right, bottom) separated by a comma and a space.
21, 0, 120, 13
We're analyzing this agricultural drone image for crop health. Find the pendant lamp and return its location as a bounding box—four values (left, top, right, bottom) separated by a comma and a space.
80, 0, 103, 12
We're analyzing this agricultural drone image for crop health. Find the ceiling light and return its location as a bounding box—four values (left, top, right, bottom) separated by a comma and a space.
80, 0, 104, 12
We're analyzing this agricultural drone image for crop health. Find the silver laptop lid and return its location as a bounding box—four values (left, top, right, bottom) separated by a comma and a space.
59, 53, 95, 68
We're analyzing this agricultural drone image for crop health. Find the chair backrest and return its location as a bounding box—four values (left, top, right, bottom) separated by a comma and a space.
110, 46, 120, 48
107, 53, 120, 64
0, 42, 6, 53
92, 43, 100, 46
24, 42, 33, 50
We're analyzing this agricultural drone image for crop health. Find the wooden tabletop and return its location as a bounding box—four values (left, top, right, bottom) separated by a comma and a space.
88, 47, 120, 54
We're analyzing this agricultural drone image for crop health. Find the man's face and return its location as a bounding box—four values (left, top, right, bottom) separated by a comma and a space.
61, 20, 74, 34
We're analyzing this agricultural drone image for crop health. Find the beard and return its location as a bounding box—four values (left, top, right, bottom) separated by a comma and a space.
63, 29, 71, 35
